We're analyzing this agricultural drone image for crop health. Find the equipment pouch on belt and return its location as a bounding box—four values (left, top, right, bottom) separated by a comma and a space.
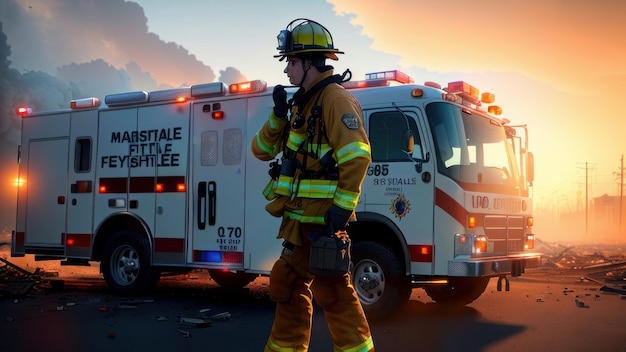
308, 228, 351, 276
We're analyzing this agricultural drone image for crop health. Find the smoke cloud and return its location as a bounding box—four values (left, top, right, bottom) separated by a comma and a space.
0, 0, 229, 231
1, 0, 215, 91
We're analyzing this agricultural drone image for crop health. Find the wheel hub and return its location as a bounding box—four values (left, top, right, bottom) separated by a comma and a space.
358, 273, 379, 291
123, 258, 137, 275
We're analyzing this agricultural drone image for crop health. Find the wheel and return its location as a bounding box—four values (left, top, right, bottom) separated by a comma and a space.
424, 277, 490, 305
208, 269, 257, 288
351, 241, 411, 320
101, 231, 160, 296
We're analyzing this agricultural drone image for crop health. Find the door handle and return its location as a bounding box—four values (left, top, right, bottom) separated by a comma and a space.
208, 181, 216, 226
198, 181, 206, 229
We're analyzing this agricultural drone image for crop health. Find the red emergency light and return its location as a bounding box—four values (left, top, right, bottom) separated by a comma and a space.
16, 107, 33, 116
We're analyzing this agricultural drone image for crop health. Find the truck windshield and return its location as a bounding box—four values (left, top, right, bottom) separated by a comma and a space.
426, 102, 520, 192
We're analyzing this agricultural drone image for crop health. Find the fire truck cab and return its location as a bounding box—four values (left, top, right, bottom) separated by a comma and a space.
13, 70, 540, 319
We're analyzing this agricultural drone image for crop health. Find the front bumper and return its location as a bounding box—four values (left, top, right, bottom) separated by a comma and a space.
448, 253, 542, 277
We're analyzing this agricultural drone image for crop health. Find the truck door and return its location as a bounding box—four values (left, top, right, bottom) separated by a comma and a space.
20, 114, 70, 254
362, 107, 435, 274
66, 110, 98, 258
190, 99, 247, 269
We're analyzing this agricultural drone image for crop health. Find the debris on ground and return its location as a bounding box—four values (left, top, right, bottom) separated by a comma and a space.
536, 239, 626, 271
0, 256, 56, 298
599, 285, 626, 295
179, 316, 212, 328
535, 239, 626, 282
574, 299, 589, 308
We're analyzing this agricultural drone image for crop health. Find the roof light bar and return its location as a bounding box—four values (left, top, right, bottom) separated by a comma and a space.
342, 79, 390, 89
191, 82, 228, 98
229, 80, 267, 94
447, 81, 480, 106
149, 87, 191, 103
71, 97, 100, 109
105, 91, 149, 107
365, 70, 414, 84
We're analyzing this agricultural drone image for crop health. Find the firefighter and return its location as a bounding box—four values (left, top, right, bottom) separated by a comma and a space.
252, 18, 374, 352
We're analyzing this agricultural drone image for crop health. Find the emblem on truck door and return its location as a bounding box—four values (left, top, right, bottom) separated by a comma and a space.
390, 194, 411, 219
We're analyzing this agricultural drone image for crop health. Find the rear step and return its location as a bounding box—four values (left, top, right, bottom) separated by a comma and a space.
60, 258, 91, 266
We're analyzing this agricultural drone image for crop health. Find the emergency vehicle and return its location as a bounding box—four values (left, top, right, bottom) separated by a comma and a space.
13, 70, 540, 318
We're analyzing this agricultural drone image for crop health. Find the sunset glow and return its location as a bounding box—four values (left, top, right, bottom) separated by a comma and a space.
1, 0, 624, 241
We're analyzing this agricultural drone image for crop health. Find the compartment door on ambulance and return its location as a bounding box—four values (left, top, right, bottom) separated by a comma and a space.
190, 99, 246, 269
66, 110, 98, 258
21, 114, 70, 252
139, 103, 190, 266
362, 107, 435, 274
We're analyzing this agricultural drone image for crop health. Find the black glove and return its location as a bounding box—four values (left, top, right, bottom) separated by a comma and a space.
325, 204, 353, 232
272, 85, 288, 118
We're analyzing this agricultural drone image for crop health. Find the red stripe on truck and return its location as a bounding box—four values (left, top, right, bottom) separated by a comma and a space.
99, 176, 185, 193
435, 187, 466, 226
154, 238, 185, 253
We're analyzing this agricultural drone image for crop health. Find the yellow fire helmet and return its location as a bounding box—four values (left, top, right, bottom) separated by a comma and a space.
275, 18, 344, 61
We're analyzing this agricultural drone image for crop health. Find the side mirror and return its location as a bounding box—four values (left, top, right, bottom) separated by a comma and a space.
526, 152, 534, 186
402, 130, 414, 155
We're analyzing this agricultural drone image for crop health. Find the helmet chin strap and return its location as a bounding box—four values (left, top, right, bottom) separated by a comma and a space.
298, 59, 313, 88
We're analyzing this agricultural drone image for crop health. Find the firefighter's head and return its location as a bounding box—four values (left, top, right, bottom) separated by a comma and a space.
275, 18, 343, 62
276, 19, 343, 87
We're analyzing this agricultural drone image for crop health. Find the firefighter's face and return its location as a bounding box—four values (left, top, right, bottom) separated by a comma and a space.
284, 56, 306, 86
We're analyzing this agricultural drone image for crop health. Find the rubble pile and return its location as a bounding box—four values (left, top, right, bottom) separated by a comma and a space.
535, 239, 626, 294
0, 256, 55, 299
536, 239, 626, 272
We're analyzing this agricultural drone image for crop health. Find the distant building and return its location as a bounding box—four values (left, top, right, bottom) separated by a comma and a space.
591, 194, 626, 240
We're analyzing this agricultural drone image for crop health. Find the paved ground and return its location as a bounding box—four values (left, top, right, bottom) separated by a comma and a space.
1, 235, 625, 352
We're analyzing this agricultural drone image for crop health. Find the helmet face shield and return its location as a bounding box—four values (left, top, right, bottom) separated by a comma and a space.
274, 18, 343, 61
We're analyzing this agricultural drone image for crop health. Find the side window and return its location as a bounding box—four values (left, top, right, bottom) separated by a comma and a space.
200, 129, 243, 166
223, 128, 242, 165
201, 130, 218, 166
74, 137, 92, 172
369, 111, 422, 162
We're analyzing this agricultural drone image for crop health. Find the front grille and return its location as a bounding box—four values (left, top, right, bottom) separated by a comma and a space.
483, 215, 525, 255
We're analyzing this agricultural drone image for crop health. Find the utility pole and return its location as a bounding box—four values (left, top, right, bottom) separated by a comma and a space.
613, 155, 625, 240
586, 162, 588, 237
617, 154, 624, 237
577, 161, 593, 237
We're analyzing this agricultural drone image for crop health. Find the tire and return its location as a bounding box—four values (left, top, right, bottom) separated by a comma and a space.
351, 241, 411, 320
101, 231, 160, 296
208, 269, 257, 289
424, 277, 490, 305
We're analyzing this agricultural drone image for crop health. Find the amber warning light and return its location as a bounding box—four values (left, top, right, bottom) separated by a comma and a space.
13, 177, 25, 187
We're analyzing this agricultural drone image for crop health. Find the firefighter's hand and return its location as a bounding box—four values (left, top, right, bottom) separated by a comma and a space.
272, 85, 288, 119
325, 204, 353, 232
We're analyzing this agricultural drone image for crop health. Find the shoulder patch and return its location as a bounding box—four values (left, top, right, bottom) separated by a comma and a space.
341, 113, 360, 130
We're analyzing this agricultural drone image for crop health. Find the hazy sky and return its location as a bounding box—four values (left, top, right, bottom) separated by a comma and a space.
1, 0, 625, 227
138, 0, 626, 215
